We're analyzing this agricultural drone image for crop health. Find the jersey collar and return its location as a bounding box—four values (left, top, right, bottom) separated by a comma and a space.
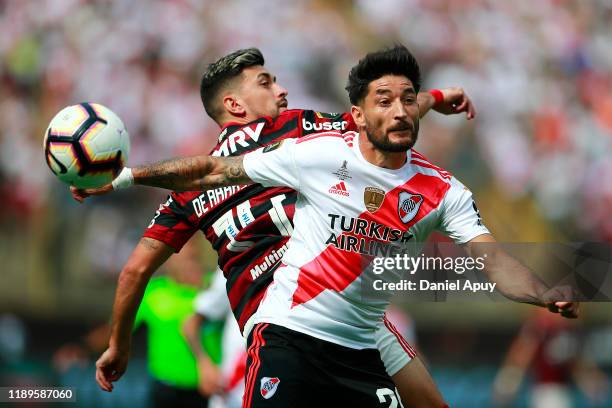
352, 133, 413, 174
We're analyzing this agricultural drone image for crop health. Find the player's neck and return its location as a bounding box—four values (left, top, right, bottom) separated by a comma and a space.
358, 133, 407, 170
220, 114, 257, 128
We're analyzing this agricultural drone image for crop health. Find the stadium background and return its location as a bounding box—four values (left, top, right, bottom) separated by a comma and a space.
0, 0, 611, 406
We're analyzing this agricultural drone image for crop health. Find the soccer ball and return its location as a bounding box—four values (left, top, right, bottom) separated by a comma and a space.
44, 103, 130, 188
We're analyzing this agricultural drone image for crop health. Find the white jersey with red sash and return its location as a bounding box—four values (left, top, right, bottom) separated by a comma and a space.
243, 130, 489, 348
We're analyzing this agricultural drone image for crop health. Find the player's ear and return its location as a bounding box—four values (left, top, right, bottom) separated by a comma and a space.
223, 94, 246, 118
351, 105, 365, 128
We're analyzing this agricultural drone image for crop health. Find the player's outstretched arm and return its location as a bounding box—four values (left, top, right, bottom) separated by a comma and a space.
130, 155, 250, 191
72, 155, 251, 201
464, 233, 579, 318
95, 237, 174, 392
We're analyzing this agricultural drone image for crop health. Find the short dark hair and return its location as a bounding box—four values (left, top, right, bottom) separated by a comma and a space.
345, 45, 421, 105
200, 48, 265, 122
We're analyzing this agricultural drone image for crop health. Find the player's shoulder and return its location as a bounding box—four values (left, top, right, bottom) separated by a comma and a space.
280, 108, 307, 117
409, 149, 453, 183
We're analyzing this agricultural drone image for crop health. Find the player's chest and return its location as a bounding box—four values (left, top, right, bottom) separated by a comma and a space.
300, 158, 445, 236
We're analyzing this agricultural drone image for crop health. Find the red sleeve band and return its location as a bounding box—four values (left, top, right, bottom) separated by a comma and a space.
428, 89, 444, 106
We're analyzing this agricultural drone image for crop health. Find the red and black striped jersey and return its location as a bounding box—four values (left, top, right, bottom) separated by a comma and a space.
143, 109, 354, 331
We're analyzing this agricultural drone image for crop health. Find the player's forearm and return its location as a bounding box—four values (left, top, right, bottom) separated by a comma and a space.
130, 155, 214, 191
108, 265, 153, 350
479, 245, 549, 305
107, 238, 172, 350
129, 155, 250, 191
416, 91, 435, 119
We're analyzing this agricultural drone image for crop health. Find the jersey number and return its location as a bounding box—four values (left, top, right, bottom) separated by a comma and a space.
148, 197, 174, 228
212, 194, 293, 252
376, 388, 403, 408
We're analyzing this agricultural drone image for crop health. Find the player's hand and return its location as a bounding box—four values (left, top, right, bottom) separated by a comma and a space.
435, 87, 476, 120
70, 184, 113, 203
543, 285, 579, 318
95, 347, 129, 392
197, 357, 223, 397
547, 301, 580, 319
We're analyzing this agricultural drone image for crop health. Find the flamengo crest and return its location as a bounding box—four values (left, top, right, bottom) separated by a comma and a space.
398, 192, 423, 224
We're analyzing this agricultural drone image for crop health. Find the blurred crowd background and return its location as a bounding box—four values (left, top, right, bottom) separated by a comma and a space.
0, 0, 611, 406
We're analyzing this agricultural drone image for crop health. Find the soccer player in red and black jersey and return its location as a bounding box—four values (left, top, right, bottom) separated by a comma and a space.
87, 48, 474, 406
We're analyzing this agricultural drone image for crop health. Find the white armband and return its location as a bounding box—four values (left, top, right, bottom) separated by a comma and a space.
112, 167, 134, 190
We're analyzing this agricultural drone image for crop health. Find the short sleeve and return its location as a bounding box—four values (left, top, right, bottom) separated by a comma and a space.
437, 177, 490, 244
142, 193, 199, 252
376, 316, 415, 376
193, 268, 230, 320
242, 138, 300, 190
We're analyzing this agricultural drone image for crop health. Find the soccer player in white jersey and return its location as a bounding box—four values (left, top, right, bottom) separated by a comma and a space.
76, 45, 578, 407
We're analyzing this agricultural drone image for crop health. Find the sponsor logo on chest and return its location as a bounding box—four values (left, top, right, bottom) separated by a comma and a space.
302, 118, 348, 132
212, 122, 265, 157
